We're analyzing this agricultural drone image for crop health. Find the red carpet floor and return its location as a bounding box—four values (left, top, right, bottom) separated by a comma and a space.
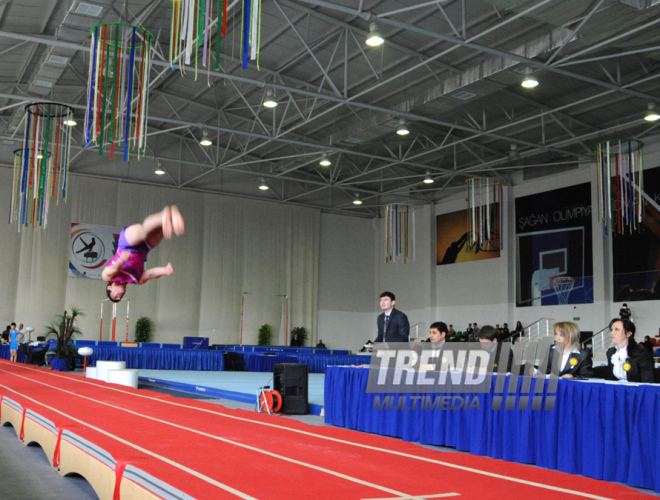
0, 360, 653, 499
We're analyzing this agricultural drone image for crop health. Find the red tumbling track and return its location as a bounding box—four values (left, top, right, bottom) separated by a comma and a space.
0, 360, 652, 499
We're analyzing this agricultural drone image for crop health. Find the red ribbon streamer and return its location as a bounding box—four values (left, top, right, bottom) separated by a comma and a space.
19, 408, 27, 441
53, 428, 64, 467
222, 0, 228, 36
113, 461, 128, 500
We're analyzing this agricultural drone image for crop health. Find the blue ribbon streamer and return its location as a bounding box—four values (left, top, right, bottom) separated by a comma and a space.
242, 0, 250, 69
123, 27, 137, 161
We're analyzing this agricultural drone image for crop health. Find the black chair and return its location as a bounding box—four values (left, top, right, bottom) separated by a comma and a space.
19, 343, 31, 363
30, 348, 46, 366
224, 352, 246, 371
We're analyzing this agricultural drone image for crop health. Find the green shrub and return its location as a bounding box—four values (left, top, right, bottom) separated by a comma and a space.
135, 316, 152, 343
258, 324, 272, 345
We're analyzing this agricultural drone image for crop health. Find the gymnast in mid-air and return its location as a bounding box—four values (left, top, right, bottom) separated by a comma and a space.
102, 206, 184, 302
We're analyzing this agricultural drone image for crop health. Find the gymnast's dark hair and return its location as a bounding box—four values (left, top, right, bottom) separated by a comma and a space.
106, 286, 122, 303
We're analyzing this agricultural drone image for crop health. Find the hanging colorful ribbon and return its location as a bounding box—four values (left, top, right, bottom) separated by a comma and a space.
170, 0, 222, 77
465, 178, 502, 251
85, 23, 153, 162
594, 139, 644, 235
9, 103, 73, 231
240, 0, 261, 69
385, 204, 415, 264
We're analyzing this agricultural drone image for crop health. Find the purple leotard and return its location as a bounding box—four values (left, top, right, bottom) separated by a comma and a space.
106, 226, 152, 284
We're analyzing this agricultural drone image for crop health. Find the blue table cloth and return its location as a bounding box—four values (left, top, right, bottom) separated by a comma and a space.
89, 346, 225, 371
243, 353, 298, 372
324, 366, 660, 493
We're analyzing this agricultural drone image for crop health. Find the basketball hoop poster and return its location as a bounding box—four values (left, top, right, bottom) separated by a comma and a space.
515, 183, 594, 307
69, 223, 123, 280
436, 208, 501, 265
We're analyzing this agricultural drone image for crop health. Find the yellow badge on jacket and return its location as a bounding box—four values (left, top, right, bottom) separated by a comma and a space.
569, 357, 578, 367
623, 362, 632, 372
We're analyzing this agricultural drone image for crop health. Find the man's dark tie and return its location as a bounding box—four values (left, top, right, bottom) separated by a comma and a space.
384, 316, 390, 337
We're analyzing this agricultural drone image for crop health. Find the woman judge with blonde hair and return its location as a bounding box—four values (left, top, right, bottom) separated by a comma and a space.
545, 322, 593, 379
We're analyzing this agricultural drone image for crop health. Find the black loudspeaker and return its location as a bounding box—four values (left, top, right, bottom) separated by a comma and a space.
273, 363, 308, 414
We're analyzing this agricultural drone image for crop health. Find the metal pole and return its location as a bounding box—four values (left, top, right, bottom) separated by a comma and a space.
285, 295, 289, 347
111, 302, 117, 342
99, 299, 109, 341
240, 294, 245, 345
125, 300, 130, 342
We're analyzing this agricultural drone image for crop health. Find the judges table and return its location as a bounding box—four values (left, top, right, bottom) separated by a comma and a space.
324, 366, 660, 493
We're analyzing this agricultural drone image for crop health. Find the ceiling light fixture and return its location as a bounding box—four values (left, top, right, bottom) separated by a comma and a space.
521, 67, 538, 89
64, 118, 77, 126
263, 89, 278, 108
423, 171, 434, 184
509, 144, 520, 160
396, 119, 410, 136
319, 156, 331, 167
200, 129, 212, 146
644, 103, 660, 122
259, 178, 269, 191
353, 194, 363, 205
155, 161, 165, 175
366, 22, 384, 47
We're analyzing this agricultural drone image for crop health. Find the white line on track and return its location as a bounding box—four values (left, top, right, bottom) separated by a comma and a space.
3, 362, 617, 500
0, 369, 425, 499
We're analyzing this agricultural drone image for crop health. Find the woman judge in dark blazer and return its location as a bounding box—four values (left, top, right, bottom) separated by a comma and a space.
546, 322, 593, 379
606, 318, 654, 383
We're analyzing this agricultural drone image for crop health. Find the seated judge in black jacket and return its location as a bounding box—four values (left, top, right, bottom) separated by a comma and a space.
478, 325, 513, 372
606, 318, 654, 383
546, 322, 593, 379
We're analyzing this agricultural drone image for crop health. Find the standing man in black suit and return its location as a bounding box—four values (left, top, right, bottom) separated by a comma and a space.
375, 291, 410, 343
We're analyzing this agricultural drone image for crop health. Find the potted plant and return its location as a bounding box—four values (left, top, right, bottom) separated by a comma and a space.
258, 324, 271, 346
291, 326, 307, 346
45, 308, 84, 371
135, 316, 152, 343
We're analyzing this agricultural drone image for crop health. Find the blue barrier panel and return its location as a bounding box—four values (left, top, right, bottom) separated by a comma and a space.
140, 343, 162, 349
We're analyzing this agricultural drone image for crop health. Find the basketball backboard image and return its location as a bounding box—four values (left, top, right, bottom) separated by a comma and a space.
517, 227, 592, 306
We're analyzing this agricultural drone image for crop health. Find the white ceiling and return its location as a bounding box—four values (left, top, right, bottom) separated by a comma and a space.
0, 0, 659, 217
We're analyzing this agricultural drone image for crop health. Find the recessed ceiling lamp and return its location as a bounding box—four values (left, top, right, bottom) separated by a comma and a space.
353, 194, 363, 205
155, 161, 165, 175
366, 22, 384, 47
259, 178, 269, 190
509, 144, 520, 160
319, 156, 331, 167
521, 68, 538, 89
200, 129, 212, 146
396, 119, 410, 136
644, 103, 660, 122
423, 171, 434, 184
263, 89, 278, 108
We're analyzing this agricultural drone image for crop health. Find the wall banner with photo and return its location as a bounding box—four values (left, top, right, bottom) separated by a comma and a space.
612, 167, 660, 302
69, 223, 123, 280
515, 183, 593, 307
436, 208, 501, 266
